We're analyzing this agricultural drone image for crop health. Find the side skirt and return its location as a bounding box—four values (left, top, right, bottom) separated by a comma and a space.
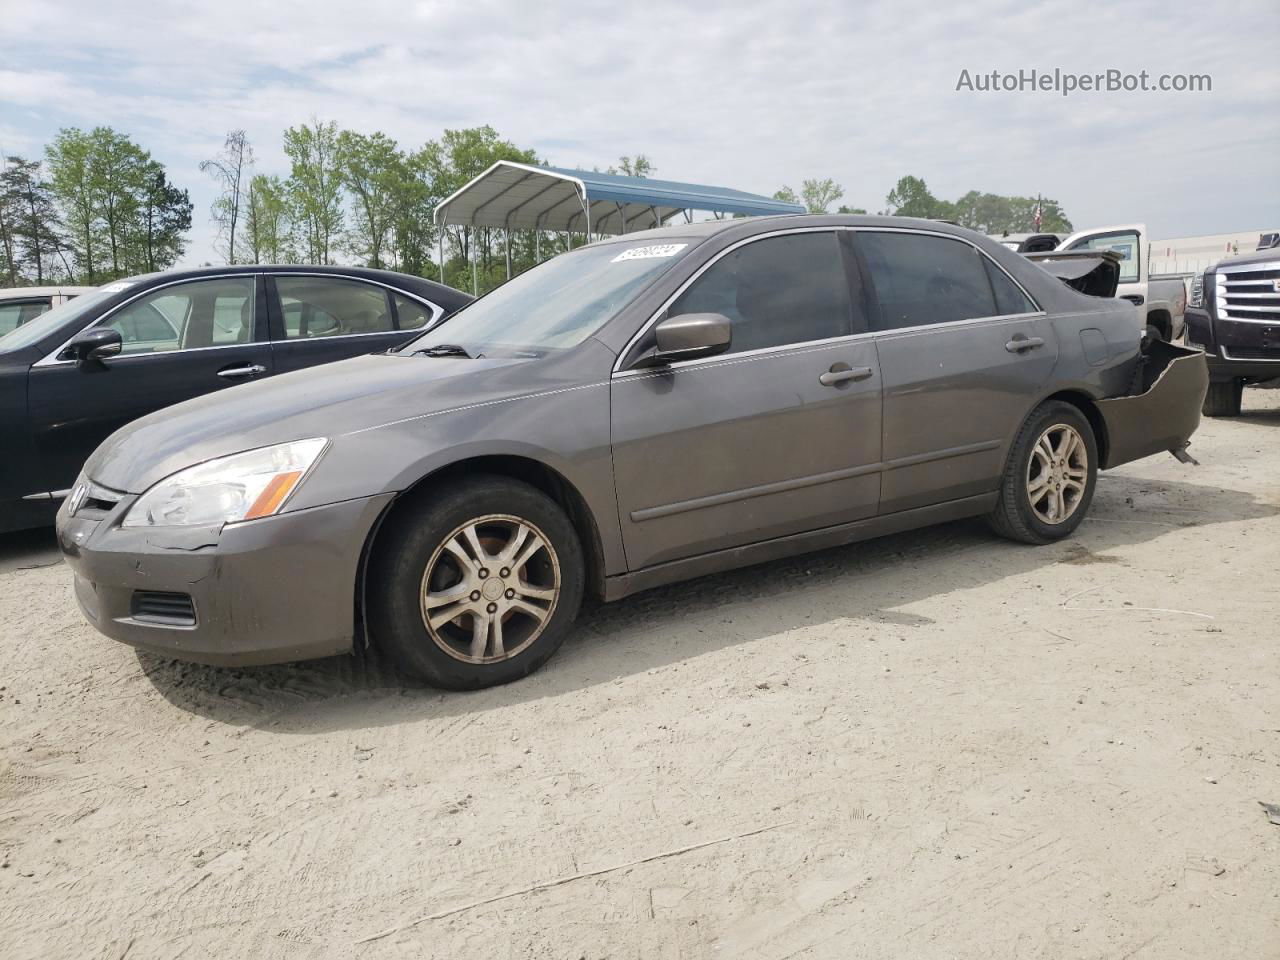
603, 492, 998, 602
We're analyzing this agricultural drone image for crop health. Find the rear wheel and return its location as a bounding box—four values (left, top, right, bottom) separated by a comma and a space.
1202, 379, 1243, 417
367, 476, 585, 689
988, 401, 1098, 545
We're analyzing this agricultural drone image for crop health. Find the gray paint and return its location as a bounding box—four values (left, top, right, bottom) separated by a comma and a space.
60, 215, 1207, 665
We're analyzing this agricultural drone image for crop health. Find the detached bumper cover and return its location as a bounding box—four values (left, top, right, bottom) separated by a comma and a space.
57, 492, 394, 666
1098, 340, 1208, 469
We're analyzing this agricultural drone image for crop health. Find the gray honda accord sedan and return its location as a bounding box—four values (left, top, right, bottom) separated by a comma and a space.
57, 215, 1208, 689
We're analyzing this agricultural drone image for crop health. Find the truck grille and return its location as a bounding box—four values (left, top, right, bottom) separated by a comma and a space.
130, 591, 197, 626
1216, 260, 1280, 324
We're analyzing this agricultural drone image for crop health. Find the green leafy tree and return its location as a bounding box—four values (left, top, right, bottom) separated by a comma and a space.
337, 130, 402, 269
883, 175, 954, 219
89, 127, 151, 276
243, 174, 293, 264
609, 155, 655, 178
775, 179, 847, 214
137, 164, 192, 273
46, 128, 101, 282
388, 147, 439, 279
1, 155, 69, 284
283, 120, 345, 263
200, 129, 253, 264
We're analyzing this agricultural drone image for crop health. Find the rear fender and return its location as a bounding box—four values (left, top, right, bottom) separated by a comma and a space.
1097, 340, 1208, 469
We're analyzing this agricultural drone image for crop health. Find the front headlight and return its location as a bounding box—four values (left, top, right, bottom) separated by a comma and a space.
121, 438, 328, 528
1188, 273, 1205, 308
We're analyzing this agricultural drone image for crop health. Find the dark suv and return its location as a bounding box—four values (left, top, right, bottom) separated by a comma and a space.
1185, 248, 1280, 415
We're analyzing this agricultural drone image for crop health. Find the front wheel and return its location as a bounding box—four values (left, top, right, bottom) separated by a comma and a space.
367, 476, 585, 690
988, 401, 1098, 545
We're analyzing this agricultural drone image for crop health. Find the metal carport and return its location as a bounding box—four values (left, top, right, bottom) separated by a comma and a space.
433, 161, 804, 289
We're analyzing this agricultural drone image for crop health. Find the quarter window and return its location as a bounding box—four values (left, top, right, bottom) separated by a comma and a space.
857, 232, 998, 330
98, 277, 256, 354
276, 277, 393, 339
983, 257, 1038, 315
667, 231, 856, 355
393, 293, 436, 330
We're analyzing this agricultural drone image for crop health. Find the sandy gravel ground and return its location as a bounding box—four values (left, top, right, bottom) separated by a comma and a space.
2, 393, 1278, 960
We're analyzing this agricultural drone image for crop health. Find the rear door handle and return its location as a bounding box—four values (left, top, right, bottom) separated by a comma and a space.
819, 364, 874, 386
217, 363, 267, 379
1005, 336, 1045, 353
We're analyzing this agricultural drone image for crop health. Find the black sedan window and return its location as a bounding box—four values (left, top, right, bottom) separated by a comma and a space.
668, 231, 856, 354
96, 277, 257, 354
857, 232, 999, 330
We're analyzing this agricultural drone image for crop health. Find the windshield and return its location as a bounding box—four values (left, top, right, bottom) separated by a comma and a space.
0, 284, 123, 353
401, 239, 693, 357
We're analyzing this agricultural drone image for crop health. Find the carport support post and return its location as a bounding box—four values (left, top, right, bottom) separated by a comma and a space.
505, 228, 512, 281
437, 232, 445, 287
470, 226, 477, 295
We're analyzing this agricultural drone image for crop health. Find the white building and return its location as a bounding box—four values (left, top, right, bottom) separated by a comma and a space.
1149, 229, 1278, 278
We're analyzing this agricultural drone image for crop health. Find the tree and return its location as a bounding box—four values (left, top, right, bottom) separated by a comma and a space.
387, 147, 438, 279
883, 175, 952, 219
200, 130, 253, 264
837, 205, 867, 215
46, 128, 101, 282
243, 174, 293, 264
283, 120, 344, 264
337, 130, 401, 269
138, 164, 192, 272
774, 178, 846, 214
1, 155, 66, 284
89, 127, 151, 276
609, 155, 655, 178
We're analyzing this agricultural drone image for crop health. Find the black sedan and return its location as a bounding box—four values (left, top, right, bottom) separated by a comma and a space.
0, 265, 470, 533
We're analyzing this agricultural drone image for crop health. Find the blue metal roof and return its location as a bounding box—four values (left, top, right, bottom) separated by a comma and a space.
434, 161, 803, 235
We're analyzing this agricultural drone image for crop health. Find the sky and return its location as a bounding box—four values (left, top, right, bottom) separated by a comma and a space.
1, 0, 1277, 267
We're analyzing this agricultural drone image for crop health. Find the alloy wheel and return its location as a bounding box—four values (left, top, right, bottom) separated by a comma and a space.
1026, 424, 1088, 524
419, 514, 560, 664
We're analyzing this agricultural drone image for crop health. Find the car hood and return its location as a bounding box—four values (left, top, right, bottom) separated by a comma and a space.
85, 350, 595, 493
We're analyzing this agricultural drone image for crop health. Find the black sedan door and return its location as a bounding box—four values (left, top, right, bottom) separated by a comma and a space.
26, 275, 272, 495
265, 274, 434, 374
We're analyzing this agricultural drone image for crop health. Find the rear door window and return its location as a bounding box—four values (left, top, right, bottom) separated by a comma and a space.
667, 231, 858, 354
983, 258, 1038, 315
275, 277, 393, 339
393, 293, 436, 330
856, 232, 999, 330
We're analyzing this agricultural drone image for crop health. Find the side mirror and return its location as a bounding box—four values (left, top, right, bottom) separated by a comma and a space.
66, 327, 123, 368
634, 313, 732, 368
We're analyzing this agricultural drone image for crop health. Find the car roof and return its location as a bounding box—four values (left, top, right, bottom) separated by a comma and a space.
594, 213, 987, 247
108, 264, 471, 304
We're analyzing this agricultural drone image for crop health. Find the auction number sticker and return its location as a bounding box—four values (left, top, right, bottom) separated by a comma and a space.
100, 281, 136, 293
611, 243, 688, 262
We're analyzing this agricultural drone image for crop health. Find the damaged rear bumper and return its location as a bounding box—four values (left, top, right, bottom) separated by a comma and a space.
1098, 340, 1209, 469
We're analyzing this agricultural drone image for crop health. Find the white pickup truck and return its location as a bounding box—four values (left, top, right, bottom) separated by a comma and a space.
1054, 223, 1187, 343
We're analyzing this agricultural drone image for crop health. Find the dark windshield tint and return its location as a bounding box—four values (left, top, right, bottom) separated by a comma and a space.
402, 240, 692, 356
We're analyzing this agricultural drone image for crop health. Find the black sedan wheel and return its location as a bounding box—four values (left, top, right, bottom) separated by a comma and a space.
368, 476, 584, 689
988, 401, 1098, 545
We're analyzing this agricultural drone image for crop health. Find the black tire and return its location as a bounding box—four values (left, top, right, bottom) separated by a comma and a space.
1202, 379, 1243, 417
987, 401, 1099, 545
367, 475, 585, 690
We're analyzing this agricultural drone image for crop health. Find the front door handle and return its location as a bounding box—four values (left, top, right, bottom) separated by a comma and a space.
217, 363, 267, 380
819, 364, 874, 386
1005, 336, 1045, 353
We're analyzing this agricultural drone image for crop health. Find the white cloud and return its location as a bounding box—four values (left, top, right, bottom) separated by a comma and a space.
1, 0, 1276, 267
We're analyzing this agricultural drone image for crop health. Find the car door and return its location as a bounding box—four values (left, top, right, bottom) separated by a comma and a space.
266, 274, 438, 374
25, 275, 273, 495
611, 229, 883, 571
852, 230, 1058, 514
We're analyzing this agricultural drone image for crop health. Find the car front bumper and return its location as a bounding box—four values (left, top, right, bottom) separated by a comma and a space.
1184, 306, 1280, 381
56, 491, 395, 666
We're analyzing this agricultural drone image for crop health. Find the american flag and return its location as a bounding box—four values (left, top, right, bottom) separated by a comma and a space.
1033, 195, 1043, 231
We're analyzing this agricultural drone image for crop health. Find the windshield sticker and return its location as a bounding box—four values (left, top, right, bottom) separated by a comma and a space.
100, 281, 136, 293
611, 243, 688, 263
